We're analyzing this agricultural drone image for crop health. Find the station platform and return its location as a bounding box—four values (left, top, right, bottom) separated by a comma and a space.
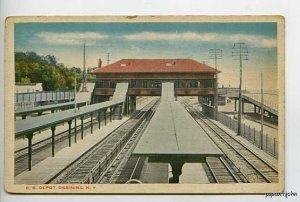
15, 97, 154, 184
139, 162, 169, 183
15, 117, 129, 184
174, 163, 210, 184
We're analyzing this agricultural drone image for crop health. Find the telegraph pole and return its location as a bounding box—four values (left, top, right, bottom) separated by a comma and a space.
209, 48, 223, 121
81, 40, 88, 92
260, 72, 264, 148
74, 71, 77, 112
232, 43, 248, 136
106, 52, 110, 65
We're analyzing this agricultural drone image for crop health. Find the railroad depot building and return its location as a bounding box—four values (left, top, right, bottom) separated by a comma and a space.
91, 58, 218, 105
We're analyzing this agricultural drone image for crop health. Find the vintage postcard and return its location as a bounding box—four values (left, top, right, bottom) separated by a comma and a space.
4, 16, 284, 194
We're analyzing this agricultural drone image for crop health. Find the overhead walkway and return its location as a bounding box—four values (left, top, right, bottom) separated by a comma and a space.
133, 82, 223, 183
112, 82, 129, 119
112, 82, 129, 102
224, 93, 278, 117
242, 94, 278, 116
161, 82, 175, 102
76, 82, 95, 104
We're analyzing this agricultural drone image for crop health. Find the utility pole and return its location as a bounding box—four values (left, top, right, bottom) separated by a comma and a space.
74, 71, 77, 112
260, 72, 264, 149
209, 48, 223, 121
106, 52, 110, 65
232, 43, 248, 136
81, 40, 88, 92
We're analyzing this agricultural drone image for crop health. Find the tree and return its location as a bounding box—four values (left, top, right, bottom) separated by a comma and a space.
44, 54, 57, 65
15, 51, 79, 91
20, 76, 31, 84
25, 51, 41, 62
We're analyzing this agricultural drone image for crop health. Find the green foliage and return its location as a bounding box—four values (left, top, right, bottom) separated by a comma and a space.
20, 76, 31, 84
15, 51, 83, 91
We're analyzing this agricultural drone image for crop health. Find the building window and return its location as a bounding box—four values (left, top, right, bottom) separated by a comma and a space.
151, 81, 161, 88
203, 80, 213, 88
129, 80, 137, 88
142, 80, 148, 88
109, 81, 116, 88
95, 79, 104, 88
189, 80, 198, 88
174, 80, 183, 88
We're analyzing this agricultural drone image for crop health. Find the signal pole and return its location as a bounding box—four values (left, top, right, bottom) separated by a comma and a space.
209, 48, 223, 121
106, 52, 110, 65
232, 43, 248, 136
81, 40, 88, 92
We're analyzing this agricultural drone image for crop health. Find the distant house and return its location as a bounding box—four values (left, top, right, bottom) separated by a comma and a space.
15, 83, 43, 93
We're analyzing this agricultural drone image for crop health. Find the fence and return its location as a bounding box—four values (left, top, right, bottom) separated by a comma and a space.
202, 104, 278, 159
15, 91, 75, 109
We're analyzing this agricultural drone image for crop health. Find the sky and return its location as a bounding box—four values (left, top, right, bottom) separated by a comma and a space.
14, 22, 278, 90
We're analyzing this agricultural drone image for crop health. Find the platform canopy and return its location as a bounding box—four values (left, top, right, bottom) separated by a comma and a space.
133, 82, 222, 163
15, 100, 123, 137
15, 101, 87, 117
133, 82, 222, 183
133, 101, 223, 163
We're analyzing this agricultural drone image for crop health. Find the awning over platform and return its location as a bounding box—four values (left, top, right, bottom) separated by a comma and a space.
133, 82, 223, 163
133, 101, 223, 163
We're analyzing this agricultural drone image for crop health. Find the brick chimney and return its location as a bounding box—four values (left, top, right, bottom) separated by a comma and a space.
98, 58, 102, 68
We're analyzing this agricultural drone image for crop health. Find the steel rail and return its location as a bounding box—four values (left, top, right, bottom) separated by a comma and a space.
47, 98, 159, 184
182, 100, 277, 183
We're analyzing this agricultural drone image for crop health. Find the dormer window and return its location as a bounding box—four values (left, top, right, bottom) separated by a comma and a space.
120, 63, 127, 67
165, 63, 172, 67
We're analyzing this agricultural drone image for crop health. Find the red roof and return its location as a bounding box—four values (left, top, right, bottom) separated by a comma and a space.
92, 59, 217, 74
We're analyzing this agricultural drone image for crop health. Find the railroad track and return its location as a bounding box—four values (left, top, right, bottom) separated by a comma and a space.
14, 111, 111, 176
180, 99, 278, 183
97, 98, 159, 184
203, 157, 247, 183
47, 98, 159, 184
97, 110, 154, 184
